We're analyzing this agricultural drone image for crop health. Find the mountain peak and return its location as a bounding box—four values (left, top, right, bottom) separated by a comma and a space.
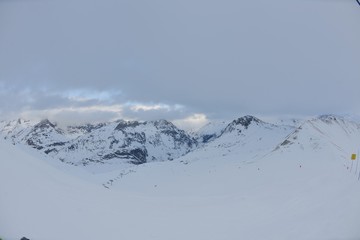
16, 118, 30, 125
114, 120, 144, 131
67, 123, 107, 135
34, 119, 56, 129
232, 115, 262, 128
314, 114, 351, 125
317, 114, 355, 122
318, 114, 340, 121
220, 115, 264, 135
152, 119, 175, 129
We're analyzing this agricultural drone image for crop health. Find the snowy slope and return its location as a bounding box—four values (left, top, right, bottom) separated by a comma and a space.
1, 117, 360, 240
274, 115, 360, 160
184, 116, 295, 163
102, 116, 360, 239
194, 120, 229, 143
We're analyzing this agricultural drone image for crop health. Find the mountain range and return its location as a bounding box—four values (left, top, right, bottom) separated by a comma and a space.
2, 114, 360, 240
1, 114, 359, 172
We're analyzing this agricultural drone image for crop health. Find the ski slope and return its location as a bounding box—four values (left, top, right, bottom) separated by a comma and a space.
1, 118, 360, 240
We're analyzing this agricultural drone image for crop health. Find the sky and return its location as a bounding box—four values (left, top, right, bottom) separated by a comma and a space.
0, 0, 360, 129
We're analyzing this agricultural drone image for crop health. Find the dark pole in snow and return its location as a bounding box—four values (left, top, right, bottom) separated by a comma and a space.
357, 0, 360, 6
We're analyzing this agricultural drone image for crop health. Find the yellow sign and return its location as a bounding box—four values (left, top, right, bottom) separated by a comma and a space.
351, 154, 357, 160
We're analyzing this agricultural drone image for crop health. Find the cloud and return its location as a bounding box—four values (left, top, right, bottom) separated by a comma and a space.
173, 114, 209, 131
17, 101, 209, 130
0, 82, 206, 129
19, 105, 124, 127
128, 103, 183, 113
0, 0, 360, 123
63, 89, 122, 103
121, 102, 195, 123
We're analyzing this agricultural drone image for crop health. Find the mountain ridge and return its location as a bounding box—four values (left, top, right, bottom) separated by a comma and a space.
1, 114, 359, 172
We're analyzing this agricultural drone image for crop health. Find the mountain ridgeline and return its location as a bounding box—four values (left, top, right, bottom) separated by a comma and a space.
0, 118, 197, 166
1, 115, 359, 168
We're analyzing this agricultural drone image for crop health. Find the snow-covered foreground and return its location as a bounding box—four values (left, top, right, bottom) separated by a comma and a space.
1, 136, 360, 240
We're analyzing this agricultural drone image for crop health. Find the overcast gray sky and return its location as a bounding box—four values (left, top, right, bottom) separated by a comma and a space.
0, 0, 360, 128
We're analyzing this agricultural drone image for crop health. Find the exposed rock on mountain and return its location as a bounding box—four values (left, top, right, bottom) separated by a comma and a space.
0, 118, 197, 167
2, 114, 359, 171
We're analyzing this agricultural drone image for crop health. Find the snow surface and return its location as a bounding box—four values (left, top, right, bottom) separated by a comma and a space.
1, 115, 360, 240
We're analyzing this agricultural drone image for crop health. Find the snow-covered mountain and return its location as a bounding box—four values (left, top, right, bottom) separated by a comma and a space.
194, 120, 230, 143
184, 116, 295, 163
65, 122, 108, 139
1, 114, 360, 172
1, 114, 360, 240
0, 118, 197, 167
274, 115, 360, 159
0, 118, 34, 143
0, 119, 69, 153
55, 119, 197, 166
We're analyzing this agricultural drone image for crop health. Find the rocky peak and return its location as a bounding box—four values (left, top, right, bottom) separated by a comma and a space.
233, 115, 262, 128
317, 114, 343, 124
15, 118, 32, 126
67, 123, 106, 134
150, 119, 191, 140
34, 119, 56, 129
223, 115, 263, 134
114, 120, 144, 131
17, 118, 28, 125
152, 119, 175, 129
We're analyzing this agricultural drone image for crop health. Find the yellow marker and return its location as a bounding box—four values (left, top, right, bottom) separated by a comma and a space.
351, 154, 357, 160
